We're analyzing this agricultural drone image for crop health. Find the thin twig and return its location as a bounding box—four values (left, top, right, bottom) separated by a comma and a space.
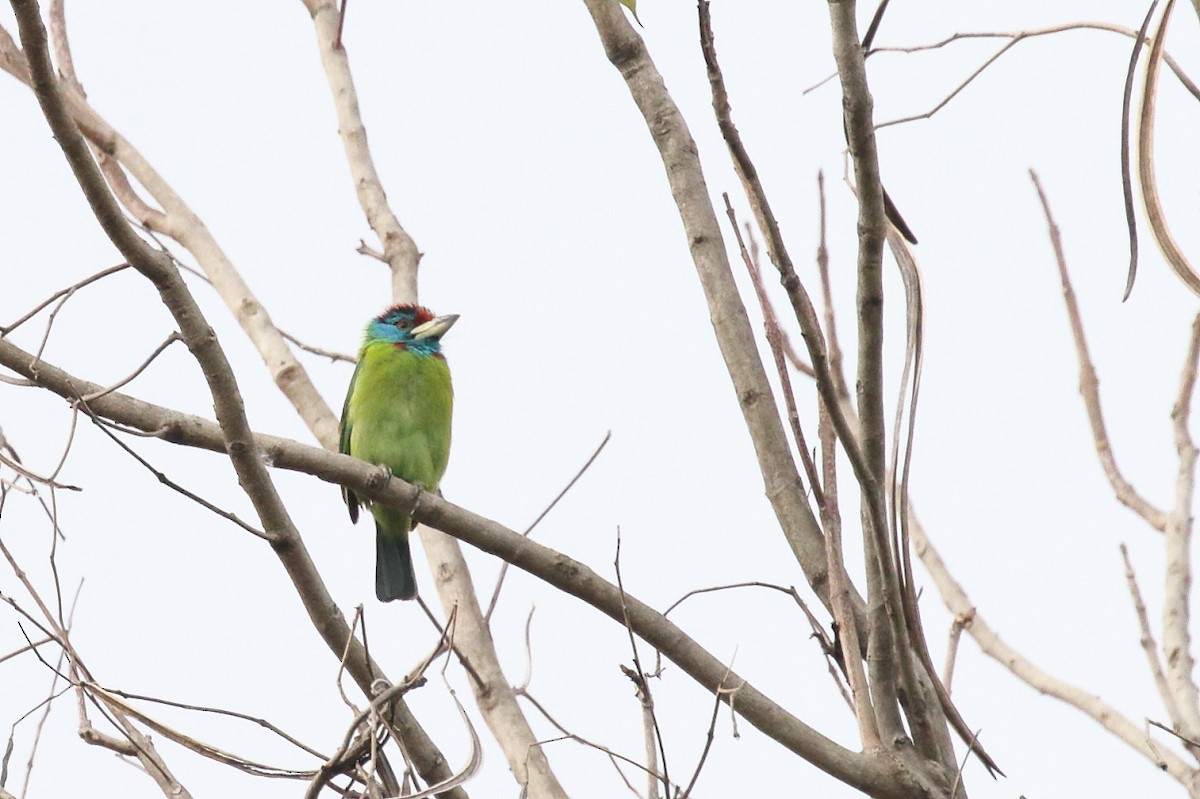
1119, 543, 1182, 741
79, 332, 182, 402
1031, 170, 1169, 531
0, 263, 129, 335
724, 197, 823, 506
942, 614, 970, 693
679, 665, 734, 798
1119, 0, 1161, 300
859, 23, 1200, 127
815, 172, 851, 404
614, 530, 670, 796
620, 664, 661, 799
484, 431, 612, 620
100, 687, 328, 760
818, 399, 879, 750
279, 329, 355, 364
517, 690, 656, 795
85, 411, 270, 540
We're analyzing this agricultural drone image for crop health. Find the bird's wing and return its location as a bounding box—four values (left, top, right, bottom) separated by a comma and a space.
340, 356, 363, 523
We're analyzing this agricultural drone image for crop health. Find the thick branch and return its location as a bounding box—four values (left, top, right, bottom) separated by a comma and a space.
579, 0, 856, 639
0, 13, 340, 448
830, 0, 932, 760
7, 5, 460, 792
423, 532, 568, 799
1, 336, 922, 799
293, 4, 566, 794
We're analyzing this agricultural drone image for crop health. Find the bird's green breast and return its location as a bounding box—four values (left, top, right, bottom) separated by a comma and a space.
346, 340, 453, 489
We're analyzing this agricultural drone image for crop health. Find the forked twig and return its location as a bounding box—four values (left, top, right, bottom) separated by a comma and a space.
679, 662, 742, 798
614, 530, 671, 796
861, 23, 1200, 127
0, 263, 129, 336
517, 691, 657, 795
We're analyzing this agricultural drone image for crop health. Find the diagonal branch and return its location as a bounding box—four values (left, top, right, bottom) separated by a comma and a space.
1034, 170, 1169, 531
910, 506, 1197, 787
1120, 543, 1185, 743
300, 3, 567, 795
7, 5, 462, 794
0, 14, 339, 447
0, 336, 917, 799
581, 0, 851, 631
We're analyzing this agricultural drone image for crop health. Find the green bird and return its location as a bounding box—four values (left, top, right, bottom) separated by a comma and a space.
339, 304, 458, 601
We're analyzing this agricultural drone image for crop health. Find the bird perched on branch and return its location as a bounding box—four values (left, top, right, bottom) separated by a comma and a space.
339, 304, 458, 601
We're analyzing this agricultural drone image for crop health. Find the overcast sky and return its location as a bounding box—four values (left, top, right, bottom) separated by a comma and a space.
2, 1, 1199, 798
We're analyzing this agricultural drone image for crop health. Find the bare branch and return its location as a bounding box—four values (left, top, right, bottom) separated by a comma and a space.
303, 0, 421, 302
2, 9, 339, 446
0, 263, 129, 336
6, 7, 462, 788
79, 333, 181, 403
580, 0, 845, 634
1032, 170, 1169, 531
421, 526, 570, 798
0, 332, 904, 796
819, 400, 880, 751
724, 196, 823, 506
910, 506, 1195, 783
1119, 544, 1183, 742
1161, 311, 1200, 744
942, 615, 968, 694
615, 531, 670, 797
1136, 0, 1200, 298
868, 23, 1200, 130
485, 430, 612, 620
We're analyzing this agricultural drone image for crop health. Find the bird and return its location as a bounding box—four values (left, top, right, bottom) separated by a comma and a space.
339, 304, 458, 601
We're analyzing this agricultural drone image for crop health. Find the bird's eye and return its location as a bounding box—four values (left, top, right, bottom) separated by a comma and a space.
395, 319, 410, 330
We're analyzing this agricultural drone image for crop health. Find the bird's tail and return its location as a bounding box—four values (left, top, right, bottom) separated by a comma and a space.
375, 522, 418, 602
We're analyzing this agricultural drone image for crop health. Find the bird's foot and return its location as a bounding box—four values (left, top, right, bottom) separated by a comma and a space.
410, 481, 428, 518
368, 463, 393, 490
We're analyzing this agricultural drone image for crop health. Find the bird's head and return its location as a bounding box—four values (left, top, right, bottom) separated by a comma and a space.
367, 304, 459, 355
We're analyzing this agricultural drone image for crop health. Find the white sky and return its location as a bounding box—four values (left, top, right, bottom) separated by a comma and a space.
2, 1, 1199, 797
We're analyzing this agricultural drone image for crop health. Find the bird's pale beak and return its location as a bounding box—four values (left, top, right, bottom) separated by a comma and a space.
411, 314, 459, 341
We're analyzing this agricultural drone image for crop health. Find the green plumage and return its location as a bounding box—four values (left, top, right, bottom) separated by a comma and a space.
339, 306, 455, 601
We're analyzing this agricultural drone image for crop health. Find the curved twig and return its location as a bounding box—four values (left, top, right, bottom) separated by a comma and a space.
1136, 0, 1200, 297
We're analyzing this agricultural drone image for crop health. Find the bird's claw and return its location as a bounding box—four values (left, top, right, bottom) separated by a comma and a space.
410, 482, 428, 517
368, 463, 393, 490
